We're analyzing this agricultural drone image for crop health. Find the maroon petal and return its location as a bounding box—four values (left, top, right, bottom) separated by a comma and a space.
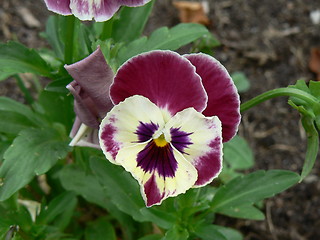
68, 0, 151, 21
44, 0, 72, 15
110, 50, 208, 116
67, 81, 100, 128
185, 54, 240, 142
65, 47, 114, 128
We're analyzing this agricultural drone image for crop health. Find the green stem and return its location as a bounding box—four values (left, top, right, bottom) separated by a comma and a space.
240, 88, 319, 113
64, 16, 76, 64
100, 18, 114, 40
14, 74, 34, 104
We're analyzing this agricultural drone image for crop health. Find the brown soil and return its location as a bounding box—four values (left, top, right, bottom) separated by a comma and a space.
1, 0, 320, 239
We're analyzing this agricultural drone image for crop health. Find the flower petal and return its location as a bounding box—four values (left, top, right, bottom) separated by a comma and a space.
116, 143, 197, 207
165, 108, 223, 187
65, 47, 114, 128
69, 0, 152, 22
110, 50, 208, 116
185, 53, 241, 142
44, 0, 72, 15
99, 95, 167, 163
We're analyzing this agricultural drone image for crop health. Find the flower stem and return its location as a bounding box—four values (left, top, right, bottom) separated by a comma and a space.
100, 18, 114, 40
64, 16, 76, 64
240, 87, 319, 113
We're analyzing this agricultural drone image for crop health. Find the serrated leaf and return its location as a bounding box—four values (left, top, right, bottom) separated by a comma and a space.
211, 170, 299, 219
0, 126, 71, 201
117, 23, 209, 65
0, 42, 53, 80
223, 135, 254, 170
112, 1, 154, 43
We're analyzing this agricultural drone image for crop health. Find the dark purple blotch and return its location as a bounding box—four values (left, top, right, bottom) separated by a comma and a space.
170, 127, 193, 154
137, 142, 177, 178
134, 121, 159, 143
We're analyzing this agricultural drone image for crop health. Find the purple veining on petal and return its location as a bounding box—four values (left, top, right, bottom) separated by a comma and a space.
44, 0, 72, 15
134, 121, 159, 143
137, 142, 177, 178
100, 122, 120, 160
170, 127, 193, 154
144, 175, 164, 207
194, 136, 222, 186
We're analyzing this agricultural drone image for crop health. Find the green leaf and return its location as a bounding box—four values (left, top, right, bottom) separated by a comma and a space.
216, 204, 264, 220
223, 135, 254, 170
85, 217, 116, 240
0, 97, 44, 135
117, 23, 209, 66
0, 111, 37, 135
231, 72, 250, 93
211, 170, 300, 219
0, 42, 53, 80
43, 16, 64, 59
89, 157, 147, 220
211, 225, 243, 240
38, 91, 74, 131
138, 235, 163, 240
162, 225, 189, 240
112, 1, 154, 42
90, 156, 176, 229
0, 97, 35, 119
0, 126, 71, 201
45, 76, 73, 94
193, 224, 227, 240
58, 163, 137, 239
139, 208, 176, 230
192, 33, 221, 55
37, 192, 77, 229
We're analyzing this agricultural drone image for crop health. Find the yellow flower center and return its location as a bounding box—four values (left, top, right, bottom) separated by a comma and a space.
154, 134, 168, 147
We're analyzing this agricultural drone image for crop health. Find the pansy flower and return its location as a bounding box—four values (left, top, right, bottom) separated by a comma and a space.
98, 50, 241, 207
44, 0, 151, 22
65, 47, 114, 148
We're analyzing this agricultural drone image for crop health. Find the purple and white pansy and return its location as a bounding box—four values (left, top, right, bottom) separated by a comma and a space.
66, 48, 240, 207
44, 0, 151, 21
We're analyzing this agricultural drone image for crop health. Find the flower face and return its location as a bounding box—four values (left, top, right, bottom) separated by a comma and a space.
44, 0, 151, 21
99, 50, 240, 206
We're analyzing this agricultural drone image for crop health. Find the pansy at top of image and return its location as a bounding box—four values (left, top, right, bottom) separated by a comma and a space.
65, 48, 241, 207
44, 0, 151, 21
